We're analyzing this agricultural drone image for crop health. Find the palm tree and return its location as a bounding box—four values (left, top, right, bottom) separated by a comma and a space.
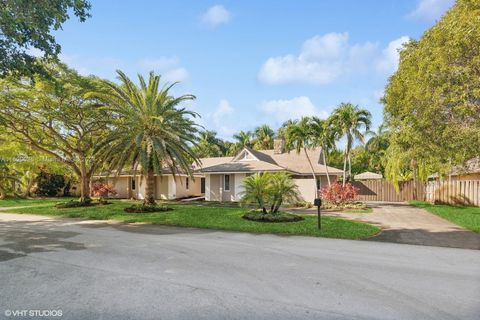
94, 70, 200, 205
269, 172, 301, 213
253, 124, 275, 149
284, 117, 318, 196
195, 130, 224, 157
329, 103, 371, 186
233, 130, 253, 148
240, 172, 272, 214
309, 116, 335, 186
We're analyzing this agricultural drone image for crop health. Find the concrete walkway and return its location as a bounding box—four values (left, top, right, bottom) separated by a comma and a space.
294, 202, 480, 250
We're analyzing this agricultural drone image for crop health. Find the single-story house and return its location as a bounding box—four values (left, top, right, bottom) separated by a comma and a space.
195, 138, 343, 202
354, 171, 383, 181
428, 157, 480, 181
93, 168, 204, 200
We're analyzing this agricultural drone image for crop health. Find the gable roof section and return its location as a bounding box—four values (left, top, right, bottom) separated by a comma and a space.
354, 171, 383, 180
198, 147, 343, 175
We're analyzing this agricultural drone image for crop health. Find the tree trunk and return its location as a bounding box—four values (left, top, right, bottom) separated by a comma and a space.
144, 169, 156, 205
411, 158, 418, 200
322, 145, 331, 186
304, 147, 318, 198
342, 152, 348, 187
78, 157, 91, 203
348, 154, 352, 182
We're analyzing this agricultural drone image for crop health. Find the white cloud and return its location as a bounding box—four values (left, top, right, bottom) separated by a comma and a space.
137, 57, 189, 82
376, 36, 410, 74
258, 33, 410, 85
202, 5, 231, 27
407, 0, 455, 22
260, 96, 329, 126
213, 99, 234, 126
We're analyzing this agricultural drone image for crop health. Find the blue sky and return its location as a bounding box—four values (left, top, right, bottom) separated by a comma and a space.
54, 0, 454, 140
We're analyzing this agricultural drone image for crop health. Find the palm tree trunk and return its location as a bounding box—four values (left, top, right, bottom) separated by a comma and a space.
144, 169, 156, 205
342, 152, 348, 187
348, 154, 352, 182
304, 147, 318, 198
322, 145, 331, 186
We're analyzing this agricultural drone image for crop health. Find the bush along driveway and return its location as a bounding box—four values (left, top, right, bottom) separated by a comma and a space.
2, 199, 379, 240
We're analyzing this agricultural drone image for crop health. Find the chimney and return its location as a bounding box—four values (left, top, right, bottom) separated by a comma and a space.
273, 138, 285, 154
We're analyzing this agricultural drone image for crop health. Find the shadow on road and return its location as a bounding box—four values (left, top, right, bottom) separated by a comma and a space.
0, 221, 87, 262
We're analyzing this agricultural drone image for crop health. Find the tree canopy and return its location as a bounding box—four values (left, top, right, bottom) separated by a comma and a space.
383, 0, 480, 174
0, 0, 91, 76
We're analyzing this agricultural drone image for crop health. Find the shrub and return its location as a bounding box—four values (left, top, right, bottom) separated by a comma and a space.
124, 204, 173, 213
55, 198, 93, 208
35, 170, 66, 197
319, 182, 359, 206
91, 182, 117, 198
242, 210, 304, 223
240, 172, 301, 214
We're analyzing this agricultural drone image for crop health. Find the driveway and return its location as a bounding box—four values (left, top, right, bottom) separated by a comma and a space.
294, 202, 480, 250
0, 213, 479, 320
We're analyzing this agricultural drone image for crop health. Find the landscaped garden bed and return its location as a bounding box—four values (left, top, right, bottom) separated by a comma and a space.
243, 210, 304, 223
124, 204, 173, 213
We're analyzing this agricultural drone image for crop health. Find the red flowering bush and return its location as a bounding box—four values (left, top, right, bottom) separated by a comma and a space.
91, 182, 117, 198
319, 182, 359, 205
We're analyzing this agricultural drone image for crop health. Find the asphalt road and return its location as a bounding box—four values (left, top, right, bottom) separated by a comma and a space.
0, 213, 479, 320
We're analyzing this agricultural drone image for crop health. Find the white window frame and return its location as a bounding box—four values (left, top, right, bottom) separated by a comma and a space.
224, 174, 230, 192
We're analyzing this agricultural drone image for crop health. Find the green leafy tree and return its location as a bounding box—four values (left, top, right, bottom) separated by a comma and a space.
93, 70, 200, 206
0, 0, 91, 76
329, 103, 371, 185
0, 63, 109, 202
0, 161, 21, 199
383, 0, 480, 178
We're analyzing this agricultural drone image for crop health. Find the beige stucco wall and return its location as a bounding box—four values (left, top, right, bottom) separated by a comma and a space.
293, 178, 317, 203
207, 174, 222, 201
172, 176, 202, 199
155, 176, 169, 199
221, 174, 235, 202
104, 177, 130, 198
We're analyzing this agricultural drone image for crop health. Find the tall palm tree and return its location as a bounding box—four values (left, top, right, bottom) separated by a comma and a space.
329, 103, 371, 186
94, 70, 200, 205
284, 117, 318, 196
309, 116, 335, 186
233, 130, 253, 148
253, 124, 275, 149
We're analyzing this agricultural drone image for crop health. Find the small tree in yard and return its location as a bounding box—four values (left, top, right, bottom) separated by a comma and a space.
240, 172, 301, 214
91, 182, 117, 198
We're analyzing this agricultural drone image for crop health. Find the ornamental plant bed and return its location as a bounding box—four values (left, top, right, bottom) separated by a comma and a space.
242, 210, 304, 223
124, 204, 173, 213
55, 198, 113, 209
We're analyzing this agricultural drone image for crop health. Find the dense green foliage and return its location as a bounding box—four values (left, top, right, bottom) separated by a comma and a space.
240, 172, 301, 214
0, 0, 91, 76
410, 201, 480, 233
0, 63, 109, 201
35, 169, 66, 197
383, 0, 480, 181
5, 200, 380, 239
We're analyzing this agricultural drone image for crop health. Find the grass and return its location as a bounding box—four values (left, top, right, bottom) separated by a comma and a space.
410, 201, 480, 233
0, 197, 76, 208
4, 199, 379, 240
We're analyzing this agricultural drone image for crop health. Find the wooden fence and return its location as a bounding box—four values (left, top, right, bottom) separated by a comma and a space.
352, 179, 480, 206
352, 180, 425, 202
425, 180, 480, 206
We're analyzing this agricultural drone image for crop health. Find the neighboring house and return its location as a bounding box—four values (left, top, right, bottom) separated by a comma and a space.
354, 171, 383, 181
196, 138, 343, 203
94, 168, 204, 200
428, 157, 480, 181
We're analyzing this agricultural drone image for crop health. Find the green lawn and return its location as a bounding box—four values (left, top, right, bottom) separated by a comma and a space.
410, 201, 480, 233
3, 199, 380, 240
0, 197, 76, 208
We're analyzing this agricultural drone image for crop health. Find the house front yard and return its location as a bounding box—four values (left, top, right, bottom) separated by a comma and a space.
1, 199, 379, 240
409, 201, 480, 233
